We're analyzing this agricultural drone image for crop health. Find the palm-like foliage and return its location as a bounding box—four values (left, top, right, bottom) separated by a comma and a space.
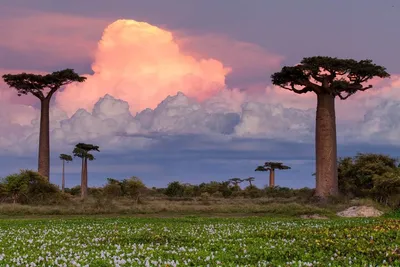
59, 154, 73, 192
73, 143, 100, 199
255, 162, 290, 188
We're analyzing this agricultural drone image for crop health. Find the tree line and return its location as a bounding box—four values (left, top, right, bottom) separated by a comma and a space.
1, 56, 391, 200
1, 152, 400, 208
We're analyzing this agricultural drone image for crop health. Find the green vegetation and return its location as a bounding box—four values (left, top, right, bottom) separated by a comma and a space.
0, 153, 399, 218
0, 217, 399, 266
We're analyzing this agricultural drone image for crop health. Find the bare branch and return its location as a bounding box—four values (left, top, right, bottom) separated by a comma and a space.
337, 92, 353, 100
358, 85, 373, 91
311, 74, 324, 83
280, 83, 315, 94
30, 90, 45, 100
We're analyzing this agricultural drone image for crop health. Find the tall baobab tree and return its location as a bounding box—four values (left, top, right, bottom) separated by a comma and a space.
73, 143, 100, 200
255, 162, 290, 188
244, 177, 255, 187
2, 69, 86, 180
59, 154, 73, 192
271, 57, 389, 198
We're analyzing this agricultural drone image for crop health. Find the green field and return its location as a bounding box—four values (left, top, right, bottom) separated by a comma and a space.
0, 217, 399, 266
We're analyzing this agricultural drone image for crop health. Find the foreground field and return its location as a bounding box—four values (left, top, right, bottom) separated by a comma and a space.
0, 217, 399, 266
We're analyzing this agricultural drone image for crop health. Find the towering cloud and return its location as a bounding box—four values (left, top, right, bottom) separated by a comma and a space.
55, 19, 230, 116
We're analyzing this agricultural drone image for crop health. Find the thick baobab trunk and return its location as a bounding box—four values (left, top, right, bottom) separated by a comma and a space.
269, 169, 275, 188
315, 94, 338, 198
84, 157, 88, 194
38, 98, 50, 180
80, 158, 88, 199
62, 160, 65, 192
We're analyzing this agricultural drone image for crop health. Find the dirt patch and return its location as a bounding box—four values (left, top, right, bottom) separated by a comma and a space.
337, 206, 383, 218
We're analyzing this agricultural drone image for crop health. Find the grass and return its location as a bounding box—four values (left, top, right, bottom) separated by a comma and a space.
0, 196, 391, 218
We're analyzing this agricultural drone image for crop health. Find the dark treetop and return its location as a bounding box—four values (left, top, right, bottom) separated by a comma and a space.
255, 162, 291, 171
2, 69, 86, 100
271, 56, 390, 99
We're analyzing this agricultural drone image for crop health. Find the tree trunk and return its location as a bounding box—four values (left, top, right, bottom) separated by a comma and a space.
269, 169, 275, 188
315, 94, 338, 198
84, 157, 88, 196
80, 157, 87, 200
38, 98, 50, 180
61, 160, 65, 192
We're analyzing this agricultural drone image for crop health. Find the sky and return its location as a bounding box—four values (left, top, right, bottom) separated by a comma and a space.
1, 0, 400, 189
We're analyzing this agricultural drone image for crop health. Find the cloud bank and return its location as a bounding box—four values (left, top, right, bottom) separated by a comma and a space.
55, 19, 231, 116
1, 18, 400, 159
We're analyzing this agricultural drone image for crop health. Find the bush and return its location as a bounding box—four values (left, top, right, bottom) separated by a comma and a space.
121, 177, 146, 201
0, 170, 62, 204
165, 181, 185, 197
244, 186, 263, 198
338, 153, 398, 197
103, 184, 122, 198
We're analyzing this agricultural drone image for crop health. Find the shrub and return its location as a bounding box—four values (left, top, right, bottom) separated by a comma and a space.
165, 181, 185, 197
0, 170, 62, 204
103, 184, 122, 198
121, 177, 146, 200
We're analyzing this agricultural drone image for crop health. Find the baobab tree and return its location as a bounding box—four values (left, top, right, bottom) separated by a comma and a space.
59, 154, 73, 192
2, 69, 86, 180
229, 178, 243, 187
73, 143, 100, 200
255, 162, 290, 188
271, 56, 389, 198
244, 177, 255, 187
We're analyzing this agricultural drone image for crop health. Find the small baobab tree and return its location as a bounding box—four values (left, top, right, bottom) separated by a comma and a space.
255, 162, 290, 188
2, 69, 86, 180
271, 56, 389, 198
229, 178, 243, 188
73, 143, 100, 200
59, 154, 73, 192
244, 177, 255, 187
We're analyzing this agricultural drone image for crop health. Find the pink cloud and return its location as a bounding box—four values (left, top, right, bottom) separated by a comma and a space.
0, 9, 110, 65
55, 19, 230, 116
176, 33, 284, 85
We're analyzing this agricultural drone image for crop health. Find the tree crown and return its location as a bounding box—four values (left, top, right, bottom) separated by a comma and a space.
255, 162, 291, 171
59, 154, 73, 162
73, 143, 100, 160
229, 178, 243, 184
2, 69, 86, 100
271, 56, 390, 100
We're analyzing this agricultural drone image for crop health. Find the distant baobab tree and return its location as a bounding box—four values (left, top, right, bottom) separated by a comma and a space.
2, 69, 86, 180
229, 178, 243, 187
73, 143, 100, 200
244, 177, 255, 187
271, 56, 389, 198
59, 154, 73, 192
255, 162, 290, 188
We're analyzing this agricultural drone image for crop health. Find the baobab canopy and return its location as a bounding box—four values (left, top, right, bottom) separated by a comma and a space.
2, 69, 86, 99
271, 56, 390, 99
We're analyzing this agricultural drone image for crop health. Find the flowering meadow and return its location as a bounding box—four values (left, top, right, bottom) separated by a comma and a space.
0, 217, 399, 266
